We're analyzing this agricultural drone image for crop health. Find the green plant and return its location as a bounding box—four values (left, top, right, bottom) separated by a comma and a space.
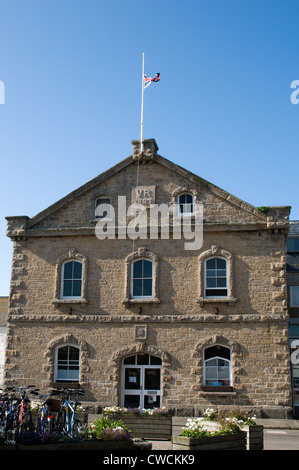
257, 206, 268, 214
86, 416, 130, 441
203, 408, 218, 421
181, 415, 244, 439
218, 417, 243, 434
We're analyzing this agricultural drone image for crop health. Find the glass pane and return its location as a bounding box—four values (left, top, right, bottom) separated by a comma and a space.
206, 259, 216, 269
96, 198, 110, 207
124, 355, 136, 365
124, 395, 140, 409
150, 356, 162, 365
205, 288, 227, 297
133, 260, 143, 278
143, 260, 153, 278
137, 354, 149, 365
207, 269, 216, 277
133, 279, 142, 296
68, 367, 79, 380
205, 347, 230, 360
186, 194, 193, 204
63, 280, 72, 297
291, 287, 299, 307
206, 278, 216, 288
143, 279, 153, 296
217, 278, 227, 288
95, 198, 111, 219
206, 366, 217, 378
69, 346, 80, 361
144, 369, 161, 390
287, 238, 299, 252
73, 262, 82, 279
217, 269, 226, 277
144, 395, 160, 409
218, 366, 230, 379
72, 280, 82, 297
58, 346, 69, 361
63, 262, 73, 279
217, 258, 226, 269
205, 358, 217, 366
125, 368, 140, 389
57, 368, 67, 380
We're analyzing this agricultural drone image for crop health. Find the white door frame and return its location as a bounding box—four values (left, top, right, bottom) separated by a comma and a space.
121, 360, 162, 409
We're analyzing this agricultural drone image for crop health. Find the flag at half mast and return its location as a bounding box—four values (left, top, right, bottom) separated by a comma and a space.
144, 73, 160, 88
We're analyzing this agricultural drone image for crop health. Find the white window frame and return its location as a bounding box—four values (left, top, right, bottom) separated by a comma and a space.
54, 344, 81, 383
177, 193, 194, 216
60, 259, 83, 300
290, 286, 299, 307
94, 195, 111, 219
203, 346, 232, 387
204, 256, 228, 298
131, 258, 154, 299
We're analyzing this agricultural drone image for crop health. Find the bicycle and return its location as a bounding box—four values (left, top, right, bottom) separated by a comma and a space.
30, 390, 62, 434
53, 388, 84, 438
2, 385, 35, 441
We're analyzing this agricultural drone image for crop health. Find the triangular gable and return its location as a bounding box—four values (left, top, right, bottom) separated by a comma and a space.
26, 141, 266, 230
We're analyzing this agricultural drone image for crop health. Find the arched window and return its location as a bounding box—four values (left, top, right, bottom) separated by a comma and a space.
131, 259, 153, 298
95, 195, 111, 219
205, 257, 227, 298
178, 193, 194, 215
55, 345, 80, 382
61, 260, 83, 299
123, 247, 159, 306
203, 345, 231, 387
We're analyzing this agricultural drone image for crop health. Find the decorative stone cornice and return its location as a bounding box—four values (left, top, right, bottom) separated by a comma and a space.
7, 313, 289, 323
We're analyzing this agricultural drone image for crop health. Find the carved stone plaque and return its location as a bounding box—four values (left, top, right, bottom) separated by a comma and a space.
134, 325, 147, 340
132, 186, 155, 207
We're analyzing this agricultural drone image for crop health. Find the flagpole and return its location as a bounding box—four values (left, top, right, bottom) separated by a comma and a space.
140, 52, 145, 153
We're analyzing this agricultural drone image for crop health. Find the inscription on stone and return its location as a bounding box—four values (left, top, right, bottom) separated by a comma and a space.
132, 186, 155, 207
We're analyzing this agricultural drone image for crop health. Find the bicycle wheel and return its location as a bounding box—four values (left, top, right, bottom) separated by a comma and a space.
55, 408, 66, 433
72, 418, 82, 437
20, 409, 34, 434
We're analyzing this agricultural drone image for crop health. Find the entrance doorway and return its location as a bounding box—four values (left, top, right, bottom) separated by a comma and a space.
121, 353, 162, 409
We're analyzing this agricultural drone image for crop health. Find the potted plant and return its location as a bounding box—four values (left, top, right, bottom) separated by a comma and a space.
172, 416, 247, 450
202, 408, 263, 450
104, 406, 172, 440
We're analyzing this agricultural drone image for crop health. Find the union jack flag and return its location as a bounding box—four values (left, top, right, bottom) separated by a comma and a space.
144, 73, 160, 89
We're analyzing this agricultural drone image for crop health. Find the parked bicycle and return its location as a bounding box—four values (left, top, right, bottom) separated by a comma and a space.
30, 390, 62, 433
1, 385, 35, 441
53, 388, 84, 438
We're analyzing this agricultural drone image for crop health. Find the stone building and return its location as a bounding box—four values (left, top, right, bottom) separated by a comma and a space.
286, 221, 299, 417
4, 139, 292, 418
0, 297, 8, 387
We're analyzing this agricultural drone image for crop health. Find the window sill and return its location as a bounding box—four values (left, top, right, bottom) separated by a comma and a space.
52, 382, 80, 389
198, 297, 236, 307
123, 298, 160, 308
52, 298, 88, 307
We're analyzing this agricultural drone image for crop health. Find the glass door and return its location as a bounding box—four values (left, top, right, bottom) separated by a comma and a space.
122, 354, 162, 409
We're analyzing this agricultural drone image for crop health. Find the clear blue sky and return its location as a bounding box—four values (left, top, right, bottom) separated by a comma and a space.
0, 0, 298, 295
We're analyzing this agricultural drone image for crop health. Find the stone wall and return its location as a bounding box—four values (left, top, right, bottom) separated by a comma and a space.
3, 140, 292, 417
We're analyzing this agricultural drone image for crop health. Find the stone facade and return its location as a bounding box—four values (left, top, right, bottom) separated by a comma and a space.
4, 139, 292, 417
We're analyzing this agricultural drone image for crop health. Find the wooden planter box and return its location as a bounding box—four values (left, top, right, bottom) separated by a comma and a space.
107, 414, 172, 440
243, 425, 264, 450
198, 420, 263, 451
172, 432, 247, 450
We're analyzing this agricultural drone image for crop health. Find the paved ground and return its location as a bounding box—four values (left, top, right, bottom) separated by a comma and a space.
147, 418, 299, 450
